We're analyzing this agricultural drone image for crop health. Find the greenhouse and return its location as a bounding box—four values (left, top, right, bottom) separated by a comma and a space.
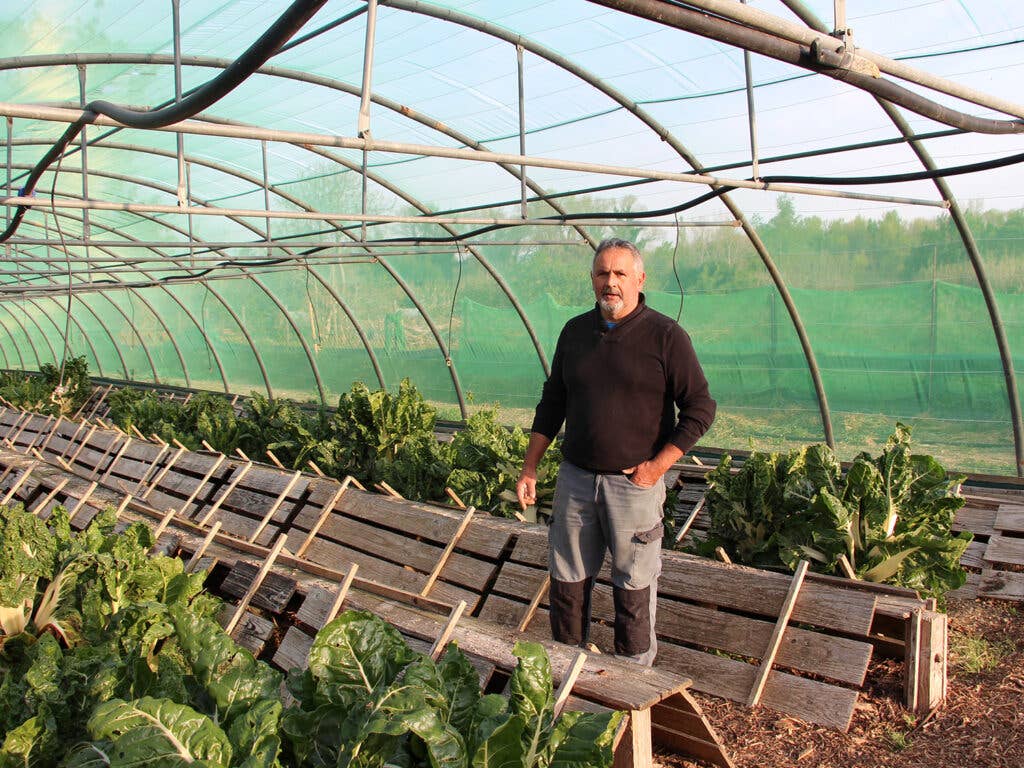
2, 3, 1024, 768
1, 0, 1022, 477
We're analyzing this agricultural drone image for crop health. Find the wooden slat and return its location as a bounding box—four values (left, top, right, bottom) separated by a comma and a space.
294, 478, 350, 558
421, 506, 475, 596
273, 626, 315, 671
978, 568, 1024, 600
195, 461, 254, 527
650, 692, 735, 768
177, 453, 228, 516
225, 535, 289, 634
960, 540, 988, 570
983, 534, 1024, 566
185, 521, 223, 573
429, 600, 467, 660
994, 504, 1024, 533
295, 509, 501, 592
747, 560, 809, 706
220, 558, 298, 614
953, 505, 998, 535
248, 470, 303, 544
552, 651, 588, 718
489, 562, 872, 686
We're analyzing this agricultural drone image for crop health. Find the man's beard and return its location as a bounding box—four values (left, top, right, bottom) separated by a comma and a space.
599, 294, 623, 314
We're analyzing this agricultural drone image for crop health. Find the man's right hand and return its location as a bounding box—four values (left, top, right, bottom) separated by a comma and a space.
517, 431, 553, 511
516, 469, 537, 511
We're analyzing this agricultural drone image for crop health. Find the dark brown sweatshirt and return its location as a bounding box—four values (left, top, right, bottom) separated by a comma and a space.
531, 295, 716, 472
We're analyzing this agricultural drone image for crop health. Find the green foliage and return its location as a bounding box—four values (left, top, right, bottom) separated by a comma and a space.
283, 613, 621, 768
326, 378, 452, 500
0, 356, 92, 417
239, 394, 321, 469
445, 408, 561, 518
0, 504, 619, 768
701, 424, 971, 603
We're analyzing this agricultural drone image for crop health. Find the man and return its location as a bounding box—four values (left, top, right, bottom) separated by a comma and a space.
516, 237, 715, 665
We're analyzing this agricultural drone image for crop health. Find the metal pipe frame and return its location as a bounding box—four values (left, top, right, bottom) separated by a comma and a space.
16, 204, 227, 389
0, 102, 950, 209
11, 198, 193, 387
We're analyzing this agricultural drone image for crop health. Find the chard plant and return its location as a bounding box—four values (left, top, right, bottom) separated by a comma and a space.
701, 424, 972, 603
0, 503, 621, 768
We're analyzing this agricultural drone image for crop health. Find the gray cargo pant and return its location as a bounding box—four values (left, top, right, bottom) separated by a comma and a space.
547, 460, 665, 666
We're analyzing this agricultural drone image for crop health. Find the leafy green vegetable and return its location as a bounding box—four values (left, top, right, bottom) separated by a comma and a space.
701, 424, 971, 602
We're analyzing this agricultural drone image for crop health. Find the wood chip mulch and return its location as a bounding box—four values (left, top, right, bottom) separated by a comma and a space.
657, 598, 1024, 768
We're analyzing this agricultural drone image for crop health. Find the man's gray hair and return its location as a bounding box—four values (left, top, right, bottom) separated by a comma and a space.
593, 238, 644, 272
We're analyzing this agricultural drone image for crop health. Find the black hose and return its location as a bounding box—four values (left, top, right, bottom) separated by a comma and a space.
0, 0, 326, 244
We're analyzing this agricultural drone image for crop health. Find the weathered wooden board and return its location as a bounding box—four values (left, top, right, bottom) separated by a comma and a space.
960, 540, 989, 570
487, 562, 871, 685
273, 625, 314, 671
295, 510, 504, 591
309, 489, 519, 559
982, 535, 1024, 566
994, 505, 1024, 533
978, 568, 1024, 600
220, 560, 298, 613
953, 505, 998, 536
292, 533, 483, 611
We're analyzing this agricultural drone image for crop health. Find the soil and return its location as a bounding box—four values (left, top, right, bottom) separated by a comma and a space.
658, 598, 1024, 768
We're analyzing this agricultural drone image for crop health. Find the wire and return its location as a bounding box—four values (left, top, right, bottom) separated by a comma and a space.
671, 212, 684, 323
447, 243, 464, 365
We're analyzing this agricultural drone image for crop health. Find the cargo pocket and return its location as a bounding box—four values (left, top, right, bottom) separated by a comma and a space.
629, 521, 663, 588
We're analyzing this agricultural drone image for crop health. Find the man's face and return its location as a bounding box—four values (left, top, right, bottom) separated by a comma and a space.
591, 246, 645, 321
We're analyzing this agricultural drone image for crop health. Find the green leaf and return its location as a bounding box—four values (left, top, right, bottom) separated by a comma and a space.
472, 714, 524, 768
87, 697, 232, 768
168, 606, 282, 725
227, 699, 282, 768
305, 611, 417, 708
547, 710, 623, 768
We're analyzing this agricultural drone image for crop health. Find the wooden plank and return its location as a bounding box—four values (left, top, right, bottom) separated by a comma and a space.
295, 585, 338, 631
983, 534, 1024, 566
552, 651, 588, 718
98, 436, 134, 483
960, 540, 988, 570
510, 533, 877, 634
747, 560, 810, 706
518, 574, 551, 633
178, 453, 228, 516
297, 510, 501, 592
185, 521, 223, 573
297, 534, 481, 611
584, 623, 858, 731
994, 504, 1024, 533
912, 610, 947, 715
953, 505, 998, 536
421, 506, 476, 596
978, 568, 1024, 600
225, 610, 274, 657
614, 708, 652, 768
325, 564, 360, 625
225, 535, 289, 634
650, 692, 735, 768
430, 600, 468, 660
273, 626, 315, 671
308, 489, 518, 559
221, 554, 298, 615
30, 478, 69, 515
